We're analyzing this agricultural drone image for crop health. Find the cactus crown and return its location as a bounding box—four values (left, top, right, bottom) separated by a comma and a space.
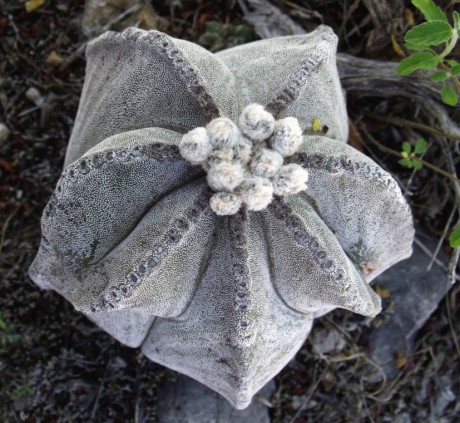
179, 103, 309, 215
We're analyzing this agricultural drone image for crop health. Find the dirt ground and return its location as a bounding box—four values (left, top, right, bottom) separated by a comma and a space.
0, 0, 459, 422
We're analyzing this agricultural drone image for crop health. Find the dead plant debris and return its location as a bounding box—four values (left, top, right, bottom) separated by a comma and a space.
1, 1, 459, 422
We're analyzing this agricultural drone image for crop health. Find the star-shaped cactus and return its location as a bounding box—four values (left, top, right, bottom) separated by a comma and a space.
29, 26, 414, 409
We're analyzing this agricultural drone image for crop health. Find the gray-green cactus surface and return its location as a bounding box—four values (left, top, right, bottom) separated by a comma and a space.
29, 25, 414, 409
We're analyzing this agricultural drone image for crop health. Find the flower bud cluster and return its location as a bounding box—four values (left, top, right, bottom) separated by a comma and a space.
179, 104, 309, 215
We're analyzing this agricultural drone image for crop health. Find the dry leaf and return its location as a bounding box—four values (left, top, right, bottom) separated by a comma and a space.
395, 352, 407, 368
391, 34, 406, 58
25, 0, 45, 13
375, 285, 391, 299
46, 51, 64, 65
405, 8, 415, 27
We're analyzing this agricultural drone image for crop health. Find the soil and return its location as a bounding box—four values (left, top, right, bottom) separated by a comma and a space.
0, 1, 459, 422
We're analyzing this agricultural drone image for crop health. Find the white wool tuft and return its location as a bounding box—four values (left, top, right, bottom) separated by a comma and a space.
238, 104, 275, 142
250, 147, 283, 178
233, 136, 253, 164
272, 164, 309, 196
270, 117, 303, 157
207, 147, 235, 165
238, 177, 273, 211
206, 117, 239, 149
207, 161, 245, 192
180, 107, 309, 212
179, 127, 212, 164
210, 192, 242, 215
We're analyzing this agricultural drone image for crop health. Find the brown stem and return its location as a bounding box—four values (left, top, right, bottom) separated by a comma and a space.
363, 111, 460, 141
358, 123, 460, 185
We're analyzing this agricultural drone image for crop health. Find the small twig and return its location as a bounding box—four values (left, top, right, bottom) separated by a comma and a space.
363, 110, 460, 141
288, 364, 329, 423
360, 379, 376, 423
329, 351, 367, 362
58, 43, 88, 72
134, 357, 143, 423
446, 287, 460, 359
427, 207, 456, 271
328, 350, 388, 398
414, 237, 460, 281
90, 359, 110, 419
359, 123, 460, 184
102, 2, 143, 33
438, 138, 460, 284
448, 247, 460, 285
59, 2, 144, 72
282, 0, 318, 16
413, 237, 445, 268
0, 203, 22, 257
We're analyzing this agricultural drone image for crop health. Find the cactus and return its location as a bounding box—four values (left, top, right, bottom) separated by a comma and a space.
29, 25, 414, 409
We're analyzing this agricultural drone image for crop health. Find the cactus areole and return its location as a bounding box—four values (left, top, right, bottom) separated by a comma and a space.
29, 26, 414, 409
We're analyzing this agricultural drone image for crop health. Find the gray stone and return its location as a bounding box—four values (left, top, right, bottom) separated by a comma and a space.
155, 375, 275, 423
369, 228, 451, 379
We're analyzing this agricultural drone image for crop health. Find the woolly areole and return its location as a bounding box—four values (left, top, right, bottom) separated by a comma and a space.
29, 26, 414, 410
179, 104, 309, 215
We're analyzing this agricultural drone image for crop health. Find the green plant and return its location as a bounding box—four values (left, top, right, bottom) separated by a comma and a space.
399, 138, 428, 169
198, 21, 253, 52
450, 223, 460, 247
397, 0, 460, 106
0, 316, 21, 347
11, 380, 33, 400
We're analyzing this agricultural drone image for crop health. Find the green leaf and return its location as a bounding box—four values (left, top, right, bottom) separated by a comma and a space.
441, 82, 459, 105
0, 319, 6, 330
5, 334, 20, 344
446, 59, 459, 67
205, 21, 223, 35
399, 158, 414, 168
450, 223, 460, 248
405, 21, 452, 46
431, 70, 449, 81
412, 159, 423, 170
411, 0, 448, 22
414, 138, 428, 153
453, 11, 460, 29
397, 52, 440, 75
402, 142, 412, 153
451, 65, 460, 75
405, 43, 432, 51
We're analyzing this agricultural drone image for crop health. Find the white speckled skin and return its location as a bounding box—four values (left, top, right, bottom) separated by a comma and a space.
29, 26, 414, 409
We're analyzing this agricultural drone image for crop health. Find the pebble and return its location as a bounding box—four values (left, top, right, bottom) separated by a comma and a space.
0, 123, 10, 142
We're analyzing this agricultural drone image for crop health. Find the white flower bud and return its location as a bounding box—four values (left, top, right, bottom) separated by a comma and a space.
207, 147, 234, 165
210, 192, 242, 215
272, 164, 309, 196
207, 161, 245, 192
207, 117, 239, 149
238, 177, 273, 211
233, 136, 253, 165
179, 127, 212, 164
238, 104, 275, 142
250, 147, 283, 178
270, 117, 303, 157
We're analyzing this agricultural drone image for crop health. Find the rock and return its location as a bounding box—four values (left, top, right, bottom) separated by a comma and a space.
310, 327, 346, 356
0, 122, 10, 142
155, 374, 275, 423
368, 227, 452, 379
